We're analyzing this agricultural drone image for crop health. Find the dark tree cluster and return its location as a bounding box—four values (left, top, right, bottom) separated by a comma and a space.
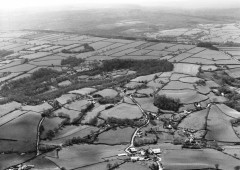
197, 42, 219, 51
154, 95, 181, 112
98, 96, 122, 104
61, 43, 94, 54
61, 56, 85, 67
106, 117, 144, 127
98, 59, 173, 75
0, 49, 14, 58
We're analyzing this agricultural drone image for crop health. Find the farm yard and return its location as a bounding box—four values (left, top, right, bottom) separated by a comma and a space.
1, 30, 240, 170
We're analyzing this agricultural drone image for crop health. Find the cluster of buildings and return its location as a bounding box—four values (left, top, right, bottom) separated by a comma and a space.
7, 164, 34, 170
118, 147, 162, 162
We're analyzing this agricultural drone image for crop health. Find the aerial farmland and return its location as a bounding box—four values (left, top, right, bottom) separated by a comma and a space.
0, 28, 240, 170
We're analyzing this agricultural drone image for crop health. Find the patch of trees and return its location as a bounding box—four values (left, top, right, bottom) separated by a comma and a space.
61, 56, 85, 67
106, 162, 121, 170
63, 132, 98, 146
97, 59, 173, 75
154, 95, 181, 112
231, 118, 240, 127
195, 79, 206, 86
0, 49, 14, 58
197, 42, 219, 51
106, 117, 144, 127
72, 103, 94, 124
98, 96, 122, 104
61, 43, 94, 54
134, 135, 158, 147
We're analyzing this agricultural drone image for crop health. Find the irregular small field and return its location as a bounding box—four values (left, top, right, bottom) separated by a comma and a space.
162, 81, 194, 90
173, 63, 200, 76
162, 149, 240, 170
178, 108, 208, 130
69, 87, 97, 95
95, 127, 135, 145
134, 97, 158, 113
100, 103, 143, 119
158, 89, 208, 104
0, 112, 41, 152
205, 105, 240, 142
0, 153, 35, 170
0, 101, 21, 117
94, 88, 118, 98
46, 144, 127, 169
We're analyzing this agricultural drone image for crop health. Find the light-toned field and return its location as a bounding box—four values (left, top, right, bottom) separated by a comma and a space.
226, 68, 240, 78
205, 105, 240, 142
173, 63, 200, 76
134, 97, 158, 112
170, 73, 188, 81
88, 41, 113, 50
31, 59, 62, 66
179, 76, 202, 83
105, 41, 145, 56
119, 55, 160, 60
129, 49, 152, 55
0, 110, 28, 127
191, 49, 230, 60
182, 57, 215, 65
146, 43, 175, 51
65, 99, 89, 111
162, 81, 194, 90
131, 73, 161, 82
54, 107, 79, 122
56, 94, 77, 105
22, 102, 52, 113
158, 89, 208, 104
94, 88, 118, 98
169, 53, 193, 62
196, 85, 211, 95
100, 103, 143, 119
20, 52, 51, 60
178, 108, 208, 130
47, 144, 126, 169
69, 87, 97, 95
166, 44, 195, 52
146, 50, 169, 56
216, 104, 240, 118
96, 127, 135, 145
0, 63, 36, 73
0, 101, 21, 117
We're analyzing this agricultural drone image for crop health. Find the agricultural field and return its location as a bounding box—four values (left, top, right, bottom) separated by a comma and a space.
1, 30, 240, 170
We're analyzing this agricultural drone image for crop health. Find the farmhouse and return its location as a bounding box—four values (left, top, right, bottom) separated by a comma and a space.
149, 148, 161, 154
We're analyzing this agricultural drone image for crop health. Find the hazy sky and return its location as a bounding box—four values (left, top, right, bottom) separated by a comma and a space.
1, 0, 240, 11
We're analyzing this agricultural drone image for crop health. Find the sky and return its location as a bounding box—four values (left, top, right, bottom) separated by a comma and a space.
1, 0, 240, 11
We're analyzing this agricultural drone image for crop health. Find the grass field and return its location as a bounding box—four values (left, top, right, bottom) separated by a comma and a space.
173, 63, 200, 76
205, 105, 240, 142
47, 144, 126, 169
162, 149, 240, 170
95, 127, 135, 145
178, 108, 208, 130
0, 112, 41, 152
100, 103, 143, 119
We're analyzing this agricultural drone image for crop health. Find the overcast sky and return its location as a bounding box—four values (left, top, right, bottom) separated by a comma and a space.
1, 0, 240, 11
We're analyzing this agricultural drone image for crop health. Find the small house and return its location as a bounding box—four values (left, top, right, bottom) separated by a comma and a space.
129, 147, 137, 153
